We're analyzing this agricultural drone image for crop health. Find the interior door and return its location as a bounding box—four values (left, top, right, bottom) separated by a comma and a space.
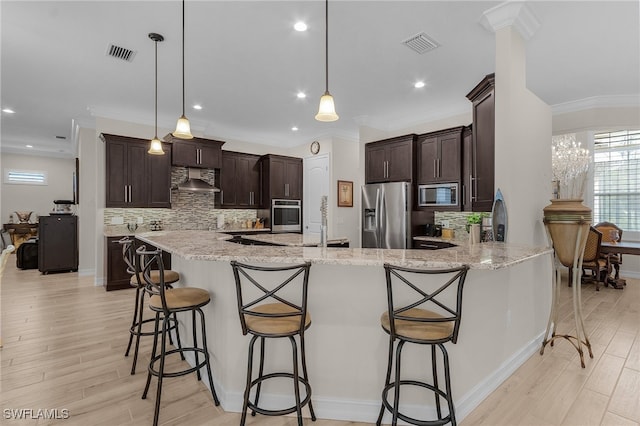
303, 154, 329, 235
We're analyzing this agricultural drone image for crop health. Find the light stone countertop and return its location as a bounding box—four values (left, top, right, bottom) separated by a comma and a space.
136, 230, 551, 270
241, 233, 349, 247
103, 227, 270, 238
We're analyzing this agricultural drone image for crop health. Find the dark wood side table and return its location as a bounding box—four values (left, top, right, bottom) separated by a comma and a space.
3, 223, 38, 250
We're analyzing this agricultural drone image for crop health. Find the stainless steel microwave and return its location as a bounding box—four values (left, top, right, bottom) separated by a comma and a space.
417, 183, 459, 207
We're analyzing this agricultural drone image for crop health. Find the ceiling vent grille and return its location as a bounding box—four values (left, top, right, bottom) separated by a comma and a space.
106, 44, 137, 62
402, 32, 440, 54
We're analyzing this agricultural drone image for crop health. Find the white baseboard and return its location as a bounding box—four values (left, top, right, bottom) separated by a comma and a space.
78, 268, 94, 277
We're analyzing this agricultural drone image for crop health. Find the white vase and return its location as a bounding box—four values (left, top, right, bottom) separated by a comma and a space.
469, 224, 481, 244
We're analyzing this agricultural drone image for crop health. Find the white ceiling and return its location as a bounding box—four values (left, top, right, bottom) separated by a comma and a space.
1, 1, 639, 158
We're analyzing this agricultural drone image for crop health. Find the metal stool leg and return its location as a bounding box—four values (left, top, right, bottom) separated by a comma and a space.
192, 310, 201, 380
300, 333, 316, 421
432, 344, 442, 420
289, 336, 303, 426
125, 286, 141, 357
151, 315, 169, 426
241, 335, 259, 426
376, 336, 395, 426
439, 343, 456, 426
392, 340, 406, 426
251, 337, 266, 416
197, 308, 220, 405
173, 312, 185, 361
142, 312, 160, 400
130, 288, 146, 375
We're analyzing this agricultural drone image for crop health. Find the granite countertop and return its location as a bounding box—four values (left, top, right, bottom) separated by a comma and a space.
136, 230, 551, 270
241, 233, 349, 247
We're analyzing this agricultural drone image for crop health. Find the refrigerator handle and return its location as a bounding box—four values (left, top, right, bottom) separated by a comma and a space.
377, 187, 384, 246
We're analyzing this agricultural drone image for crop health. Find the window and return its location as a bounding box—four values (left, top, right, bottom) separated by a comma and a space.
4, 169, 48, 185
593, 130, 640, 231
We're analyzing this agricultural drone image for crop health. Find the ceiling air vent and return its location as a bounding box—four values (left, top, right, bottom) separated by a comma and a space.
106, 44, 137, 62
402, 32, 440, 54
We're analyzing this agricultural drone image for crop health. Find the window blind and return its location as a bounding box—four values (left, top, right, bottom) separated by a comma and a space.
593, 130, 640, 231
4, 169, 47, 185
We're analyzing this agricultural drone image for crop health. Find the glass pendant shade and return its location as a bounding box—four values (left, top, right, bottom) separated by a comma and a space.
148, 136, 164, 155
173, 114, 193, 139
315, 91, 339, 122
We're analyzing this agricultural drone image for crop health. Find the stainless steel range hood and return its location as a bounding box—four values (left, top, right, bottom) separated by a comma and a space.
177, 168, 219, 193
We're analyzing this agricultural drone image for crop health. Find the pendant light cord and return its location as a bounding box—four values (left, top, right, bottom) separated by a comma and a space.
181, 0, 186, 116
324, 0, 329, 93
154, 38, 158, 137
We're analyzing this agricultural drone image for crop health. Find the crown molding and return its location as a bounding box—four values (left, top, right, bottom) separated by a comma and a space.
552, 95, 640, 115
480, 1, 541, 41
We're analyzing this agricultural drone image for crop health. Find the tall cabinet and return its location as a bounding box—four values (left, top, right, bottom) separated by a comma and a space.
466, 73, 495, 212
220, 151, 261, 208
38, 215, 78, 274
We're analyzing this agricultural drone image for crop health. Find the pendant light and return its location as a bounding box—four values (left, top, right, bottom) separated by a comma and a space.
148, 33, 165, 155
172, 0, 193, 139
315, 0, 339, 122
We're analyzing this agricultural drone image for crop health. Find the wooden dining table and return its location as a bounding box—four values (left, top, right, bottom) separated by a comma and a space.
600, 241, 640, 256
599, 241, 640, 288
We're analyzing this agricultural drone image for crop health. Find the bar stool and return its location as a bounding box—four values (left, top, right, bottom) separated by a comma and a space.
120, 237, 183, 375
376, 263, 469, 426
230, 261, 316, 426
137, 246, 220, 426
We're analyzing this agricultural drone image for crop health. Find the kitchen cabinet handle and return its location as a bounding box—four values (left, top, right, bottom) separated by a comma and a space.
285, 183, 290, 197
437, 158, 441, 178
462, 184, 465, 205
433, 159, 437, 178
470, 175, 477, 201
124, 185, 128, 203
129, 185, 132, 203
220, 190, 224, 205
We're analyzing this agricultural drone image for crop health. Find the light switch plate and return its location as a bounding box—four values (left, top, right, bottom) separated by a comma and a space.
441, 220, 450, 228
137, 216, 143, 224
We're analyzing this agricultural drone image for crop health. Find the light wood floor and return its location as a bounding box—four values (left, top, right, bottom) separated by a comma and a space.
1, 260, 638, 425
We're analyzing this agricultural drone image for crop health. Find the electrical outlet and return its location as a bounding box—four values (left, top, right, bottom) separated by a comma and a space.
111, 216, 124, 225
441, 220, 450, 228
137, 216, 144, 224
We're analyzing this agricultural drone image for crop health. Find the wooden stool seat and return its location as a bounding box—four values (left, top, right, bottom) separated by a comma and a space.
245, 302, 312, 336
381, 308, 454, 342
149, 287, 210, 311
131, 269, 180, 287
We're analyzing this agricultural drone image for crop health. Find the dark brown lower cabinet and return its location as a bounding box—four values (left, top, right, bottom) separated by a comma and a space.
38, 215, 78, 274
105, 236, 171, 291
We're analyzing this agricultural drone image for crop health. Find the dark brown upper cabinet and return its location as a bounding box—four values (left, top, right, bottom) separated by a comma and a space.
103, 134, 172, 208
220, 151, 261, 208
167, 135, 224, 169
466, 73, 495, 212
260, 154, 303, 206
417, 126, 464, 185
365, 134, 416, 184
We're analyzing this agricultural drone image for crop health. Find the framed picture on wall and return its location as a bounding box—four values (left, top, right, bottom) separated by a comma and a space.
337, 180, 353, 207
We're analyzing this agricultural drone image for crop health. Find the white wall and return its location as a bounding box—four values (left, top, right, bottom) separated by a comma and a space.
330, 136, 360, 246
494, 26, 552, 246
0, 153, 75, 223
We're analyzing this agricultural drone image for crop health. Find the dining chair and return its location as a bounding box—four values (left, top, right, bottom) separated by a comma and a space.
580, 226, 608, 291
594, 221, 623, 281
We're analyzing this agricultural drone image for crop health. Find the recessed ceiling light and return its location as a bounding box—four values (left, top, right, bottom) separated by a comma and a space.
2, 108, 15, 114
294, 21, 307, 32
291, 126, 299, 131
414, 81, 426, 89
26, 145, 33, 148
297, 92, 306, 99
193, 104, 202, 110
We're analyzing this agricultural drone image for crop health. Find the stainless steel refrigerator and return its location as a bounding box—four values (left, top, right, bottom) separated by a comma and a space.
362, 182, 411, 249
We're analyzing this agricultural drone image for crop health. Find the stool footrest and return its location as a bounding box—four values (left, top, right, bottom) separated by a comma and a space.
148, 347, 208, 378
381, 380, 451, 426
129, 316, 178, 338
247, 372, 312, 417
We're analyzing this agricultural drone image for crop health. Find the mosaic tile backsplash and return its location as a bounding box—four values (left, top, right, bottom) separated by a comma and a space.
104, 167, 259, 231
434, 211, 491, 237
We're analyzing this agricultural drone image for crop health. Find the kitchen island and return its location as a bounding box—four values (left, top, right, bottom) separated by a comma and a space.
136, 230, 553, 423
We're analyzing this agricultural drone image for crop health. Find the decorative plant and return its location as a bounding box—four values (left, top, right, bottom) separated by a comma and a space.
551, 134, 590, 199
466, 213, 485, 232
